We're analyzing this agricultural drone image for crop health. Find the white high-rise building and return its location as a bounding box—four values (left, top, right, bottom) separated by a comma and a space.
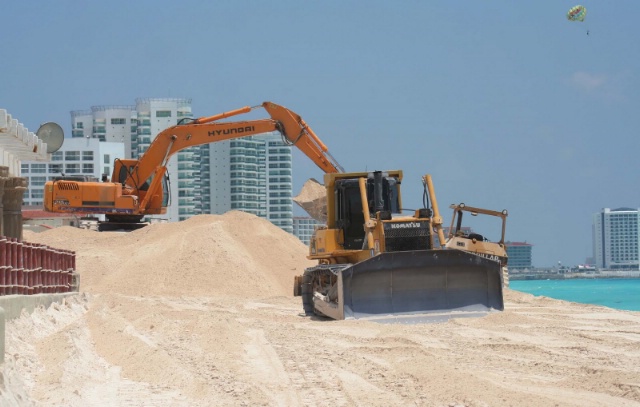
22, 138, 124, 206
593, 208, 640, 270
209, 132, 293, 232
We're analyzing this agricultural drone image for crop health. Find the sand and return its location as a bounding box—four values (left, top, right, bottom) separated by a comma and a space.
293, 179, 327, 223
1, 210, 639, 406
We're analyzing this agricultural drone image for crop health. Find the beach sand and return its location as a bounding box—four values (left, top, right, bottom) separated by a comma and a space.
1, 211, 639, 406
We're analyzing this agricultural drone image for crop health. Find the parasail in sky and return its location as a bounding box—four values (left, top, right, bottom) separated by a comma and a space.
567, 5, 587, 22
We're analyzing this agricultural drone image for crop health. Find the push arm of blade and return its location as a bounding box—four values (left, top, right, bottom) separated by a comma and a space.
359, 177, 374, 251
424, 174, 446, 248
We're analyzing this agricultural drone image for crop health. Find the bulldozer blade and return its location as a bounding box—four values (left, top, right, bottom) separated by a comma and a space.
341, 249, 504, 322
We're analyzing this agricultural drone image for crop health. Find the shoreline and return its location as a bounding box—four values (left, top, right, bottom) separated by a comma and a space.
510, 270, 640, 281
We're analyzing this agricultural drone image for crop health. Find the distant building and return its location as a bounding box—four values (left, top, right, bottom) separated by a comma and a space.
593, 208, 639, 270
293, 216, 323, 245
505, 242, 533, 270
72, 105, 137, 158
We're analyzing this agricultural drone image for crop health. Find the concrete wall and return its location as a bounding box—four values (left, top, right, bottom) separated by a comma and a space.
0, 293, 77, 363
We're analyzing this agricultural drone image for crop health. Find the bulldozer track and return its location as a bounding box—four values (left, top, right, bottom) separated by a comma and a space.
301, 264, 352, 317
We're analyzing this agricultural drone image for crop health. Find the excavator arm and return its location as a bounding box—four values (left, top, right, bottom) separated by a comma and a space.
44, 101, 343, 223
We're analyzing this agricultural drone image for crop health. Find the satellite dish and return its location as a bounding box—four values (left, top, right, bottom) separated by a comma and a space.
36, 122, 64, 153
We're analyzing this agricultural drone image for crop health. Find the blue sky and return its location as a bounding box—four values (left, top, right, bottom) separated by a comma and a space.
2, 2, 639, 267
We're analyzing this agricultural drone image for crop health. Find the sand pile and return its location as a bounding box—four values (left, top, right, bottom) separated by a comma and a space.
23, 211, 315, 298
2, 210, 640, 406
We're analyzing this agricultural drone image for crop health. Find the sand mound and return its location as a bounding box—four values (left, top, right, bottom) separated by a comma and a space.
22, 211, 315, 298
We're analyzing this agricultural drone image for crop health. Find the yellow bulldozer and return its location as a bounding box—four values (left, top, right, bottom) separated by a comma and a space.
294, 171, 505, 323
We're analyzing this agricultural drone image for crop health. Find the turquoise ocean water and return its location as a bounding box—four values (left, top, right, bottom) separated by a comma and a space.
509, 278, 640, 312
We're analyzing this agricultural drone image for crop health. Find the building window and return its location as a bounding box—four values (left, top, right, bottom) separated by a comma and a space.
66, 164, 80, 174
31, 164, 46, 173
30, 176, 47, 187
21, 164, 29, 173
65, 151, 80, 161
49, 164, 63, 174
52, 152, 63, 161
110, 118, 126, 125
103, 167, 110, 176
156, 110, 172, 118
83, 163, 94, 174
77, 122, 84, 129
104, 154, 110, 164
83, 151, 94, 161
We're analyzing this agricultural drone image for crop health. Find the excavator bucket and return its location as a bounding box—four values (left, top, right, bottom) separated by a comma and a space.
341, 249, 503, 323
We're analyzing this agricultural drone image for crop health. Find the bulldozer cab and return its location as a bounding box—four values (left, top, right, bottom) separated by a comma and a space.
335, 179, 366, 250
334, 173, 401, 250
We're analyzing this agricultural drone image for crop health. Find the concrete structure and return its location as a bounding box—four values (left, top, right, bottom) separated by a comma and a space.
593, 207, 640, 270
293, 216, 323, 245
0, 293, 77, 363
21, 207, 81, 231
1, 108, 51, 238
22, 138, 125, 207
1, 176, 27, 240
506, 241, 533, 270
1, 108, 76, 364
0, 109, 50, 174
209, 132, 294, 232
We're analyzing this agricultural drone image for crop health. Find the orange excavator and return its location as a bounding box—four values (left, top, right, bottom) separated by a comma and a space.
43, 102, 343, 230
